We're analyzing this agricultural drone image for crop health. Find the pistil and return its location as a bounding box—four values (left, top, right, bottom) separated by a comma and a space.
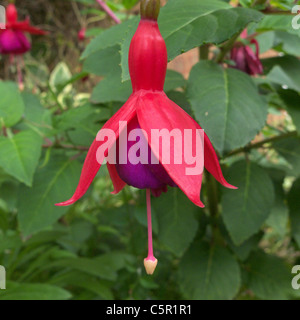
144, 189, 158, 275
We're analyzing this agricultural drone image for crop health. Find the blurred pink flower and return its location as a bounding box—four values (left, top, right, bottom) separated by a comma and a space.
78, 28, 86, 41
0, 4, 46, 55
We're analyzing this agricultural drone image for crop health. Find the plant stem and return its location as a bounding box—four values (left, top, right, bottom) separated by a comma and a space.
199, 44, 209, 60
216, 32, 241, 63
224, 131, 298, 158
262, 9, 295, 15
206, 171, 222, 245
96, 0, 121, 24
42, 140, 89, 151
206, 171, 219, 219
252, 0, 268, 7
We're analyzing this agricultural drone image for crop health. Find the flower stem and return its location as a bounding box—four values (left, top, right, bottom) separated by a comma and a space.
96, 0, 121, 24
223, 130, 298, 158
16, 56, 24, 91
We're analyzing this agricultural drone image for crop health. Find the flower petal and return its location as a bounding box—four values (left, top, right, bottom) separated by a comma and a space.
56, 95, 137, 206
0, 30, 31, 55
174, 101, 237, 190
11, 20, 47, 35
107, 163, 126, 194
197, 124, 237, 190
136, 92, 205, 207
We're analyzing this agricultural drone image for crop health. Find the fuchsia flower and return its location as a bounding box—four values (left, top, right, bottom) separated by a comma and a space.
0, 4, 46, 55
230, 29, 263, 76
56, 0, 236, 274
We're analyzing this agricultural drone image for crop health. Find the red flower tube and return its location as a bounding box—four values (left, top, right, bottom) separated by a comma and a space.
0, 4, 46, 55
56, 0, 236, 274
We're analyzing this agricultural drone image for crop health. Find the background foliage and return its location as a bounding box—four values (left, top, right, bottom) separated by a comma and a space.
0, 0, 300, 300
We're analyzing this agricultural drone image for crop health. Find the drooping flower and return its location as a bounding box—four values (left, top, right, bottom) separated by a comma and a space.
230, 29, 263, 76
0, 4, 46, 55
56, 0, 236, 274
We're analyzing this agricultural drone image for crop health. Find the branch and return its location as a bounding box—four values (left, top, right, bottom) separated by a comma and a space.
224, 131, 298, 158
215, 31, 241, 63
43, 140, 89, 151
262, 8, 296, 15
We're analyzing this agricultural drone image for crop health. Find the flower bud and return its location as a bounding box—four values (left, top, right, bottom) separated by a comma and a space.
6, 4, 18, 24
78, 28, 86, 41
144, 258, 158, 275
140, 0, 160, 21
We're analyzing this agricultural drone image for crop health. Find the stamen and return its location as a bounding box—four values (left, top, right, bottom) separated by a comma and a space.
144, 189, 158, 275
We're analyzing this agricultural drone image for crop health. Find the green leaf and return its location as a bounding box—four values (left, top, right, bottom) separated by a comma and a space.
49, 62, 72, 93
257, 14, 300, 37
166, 91, 193, 115
18, 155, 82, 235
273, 137, 300, 177
0, 131, 43, 186
178, 241, 241, 300
227, 233, 262, 261
0, 282, 71, 300
153, 188, 199, 257
122, 0, 139, 9
53, 103, 96, 132
21, 92, 52, 135
265, 55, 300, 92
265, 170, 288, 237
49, 270, 114, 299
163, 70, 186, 92
91, 74, 132, 103
256, 31, 275, 53
278, 89, 300, 133
0, 232, 22, 254
288, 178, 300, 248
246, 251, 293, 300
83, 45, 121, 77
187, 61, 268, 154
81, 18, 135, 59
274, 31, 300, 56
0, 81, 25, 127
45, 257, 117, 281
160, 5, 263, 61
120, 18, 139, 81
222, 161, 275, 245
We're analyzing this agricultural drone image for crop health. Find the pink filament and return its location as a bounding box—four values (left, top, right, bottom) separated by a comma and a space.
146, 189, 155, 260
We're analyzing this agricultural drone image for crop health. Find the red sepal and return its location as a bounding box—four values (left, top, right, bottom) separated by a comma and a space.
137, 92, 205, 208
56, 95, 137, 206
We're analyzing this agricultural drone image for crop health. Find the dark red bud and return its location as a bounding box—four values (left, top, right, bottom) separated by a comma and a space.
78, 28, 86, 41
6, 4, 18, 24
140, 0, 160, 21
